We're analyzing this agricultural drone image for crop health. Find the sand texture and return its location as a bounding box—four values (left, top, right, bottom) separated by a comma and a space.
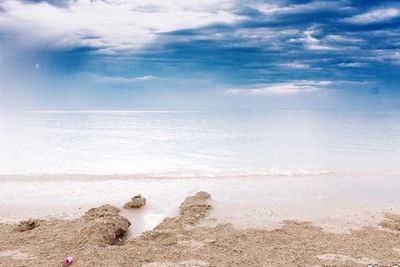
1, 192, 400, 267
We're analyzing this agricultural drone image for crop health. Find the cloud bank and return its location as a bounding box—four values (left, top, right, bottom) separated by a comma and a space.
225, 81, 332, 96
0, 0, 242, 53
0, 0, 399, 109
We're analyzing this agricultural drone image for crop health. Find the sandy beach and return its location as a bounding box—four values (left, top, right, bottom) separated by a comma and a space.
1, 175, 400, 266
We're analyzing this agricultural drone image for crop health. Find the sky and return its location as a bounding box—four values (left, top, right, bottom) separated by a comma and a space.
0, 0, 400, 110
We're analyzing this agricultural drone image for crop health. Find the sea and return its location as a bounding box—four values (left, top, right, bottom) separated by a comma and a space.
1, 109, 400, 177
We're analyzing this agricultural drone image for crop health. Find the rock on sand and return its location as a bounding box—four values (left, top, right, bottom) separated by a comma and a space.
123, 194, 146, 209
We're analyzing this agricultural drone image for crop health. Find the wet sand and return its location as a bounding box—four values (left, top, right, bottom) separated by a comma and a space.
1, 191, 400, 266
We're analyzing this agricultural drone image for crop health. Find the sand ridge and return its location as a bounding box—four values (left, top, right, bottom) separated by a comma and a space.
0, 192, 400, 266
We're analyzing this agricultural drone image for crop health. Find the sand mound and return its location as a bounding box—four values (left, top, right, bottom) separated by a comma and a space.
123, 194, 146, 209
138, 191, 212, 247
179, 191, 211, 224
77, 204, 131, 247
146, 190, 212, 233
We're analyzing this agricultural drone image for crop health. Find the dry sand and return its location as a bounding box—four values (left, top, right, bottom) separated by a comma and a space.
1, 192, 400, 267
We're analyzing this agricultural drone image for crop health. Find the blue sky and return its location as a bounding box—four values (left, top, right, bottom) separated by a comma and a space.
0, 0, 399, 109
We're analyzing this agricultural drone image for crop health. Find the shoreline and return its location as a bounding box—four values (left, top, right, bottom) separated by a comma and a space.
1, 175, 400, 234
2, 170, 400, 180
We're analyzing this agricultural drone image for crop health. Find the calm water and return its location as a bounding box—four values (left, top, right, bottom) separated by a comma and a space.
0, 109, 400, 176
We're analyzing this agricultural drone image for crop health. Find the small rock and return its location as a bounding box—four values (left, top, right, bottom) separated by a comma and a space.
124, 194, 146, 209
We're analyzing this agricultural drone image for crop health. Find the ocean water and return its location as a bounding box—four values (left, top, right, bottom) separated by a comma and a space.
0, 109, 400, 177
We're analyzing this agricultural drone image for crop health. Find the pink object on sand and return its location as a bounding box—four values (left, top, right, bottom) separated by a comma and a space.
63, 256, 73, 266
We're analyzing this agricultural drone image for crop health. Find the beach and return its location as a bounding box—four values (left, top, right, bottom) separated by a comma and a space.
1, 110, 400, 266
1, 174, 400, 266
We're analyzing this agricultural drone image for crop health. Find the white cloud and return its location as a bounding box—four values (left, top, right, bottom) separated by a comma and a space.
280, 62, 310, 69
289, 29, 339, 51
0, 0, 243, 54
325, 35, 363, 43
249, 1, 348, 15
225, 80, 332, 96
373, 50, 400, 65
95, 75, 157, 83
307, 44, 338, 51
225, 28, 300, 49
338, 62, 369, 68
344, 7, 400, 24
134, 75, 157, 81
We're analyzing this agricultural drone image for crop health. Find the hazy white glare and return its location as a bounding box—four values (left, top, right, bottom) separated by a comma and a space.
1, 110, 400, 176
